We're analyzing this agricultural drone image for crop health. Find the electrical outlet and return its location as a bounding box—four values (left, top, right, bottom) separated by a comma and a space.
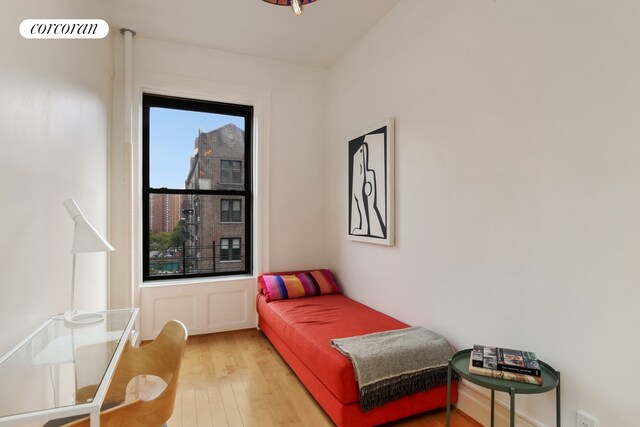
577, 410, 599, 427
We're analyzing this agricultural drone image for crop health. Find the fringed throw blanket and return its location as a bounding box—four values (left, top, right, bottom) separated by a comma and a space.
330, 326, 456, 412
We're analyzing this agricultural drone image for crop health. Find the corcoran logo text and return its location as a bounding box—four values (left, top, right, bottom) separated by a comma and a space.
20, 19, 109, 39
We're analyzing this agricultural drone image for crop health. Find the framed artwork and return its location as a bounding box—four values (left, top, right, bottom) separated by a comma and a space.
347, 118, 394, 245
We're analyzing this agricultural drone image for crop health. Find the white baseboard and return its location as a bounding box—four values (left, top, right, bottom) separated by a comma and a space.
456, 380, 548, 427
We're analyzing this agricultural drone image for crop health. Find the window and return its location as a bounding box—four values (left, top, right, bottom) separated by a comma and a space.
221, 199, 241, 223
220, 238, 241, 261
142, 93, 253, 280
221, 160, 242, 184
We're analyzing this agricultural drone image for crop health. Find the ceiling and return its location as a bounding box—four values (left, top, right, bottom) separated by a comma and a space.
99, 0, 401, 68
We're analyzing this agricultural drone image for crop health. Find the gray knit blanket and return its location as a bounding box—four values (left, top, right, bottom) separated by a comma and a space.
330, 326, 456, 412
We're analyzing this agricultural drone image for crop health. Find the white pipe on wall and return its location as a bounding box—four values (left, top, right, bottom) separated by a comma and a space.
120, 28, 135, 309
121, 28, 135, 146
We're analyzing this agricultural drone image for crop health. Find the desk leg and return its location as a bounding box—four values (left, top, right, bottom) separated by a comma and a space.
446, 359, 452, 427
509, 387, 516, 427
490, 389, 495, 427
90, 411, 100, 427
557, 371, 561, 427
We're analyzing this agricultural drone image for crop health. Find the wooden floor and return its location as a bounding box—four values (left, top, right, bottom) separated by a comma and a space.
167, 328, 480, 427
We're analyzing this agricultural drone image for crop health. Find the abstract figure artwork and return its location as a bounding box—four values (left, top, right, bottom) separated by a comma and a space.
347, 119, 394, 245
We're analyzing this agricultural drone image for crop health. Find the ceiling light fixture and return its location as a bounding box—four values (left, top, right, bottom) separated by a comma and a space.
262, 0, 317, 16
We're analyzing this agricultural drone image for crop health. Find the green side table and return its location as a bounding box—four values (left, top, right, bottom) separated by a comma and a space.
446, 349, 560, 427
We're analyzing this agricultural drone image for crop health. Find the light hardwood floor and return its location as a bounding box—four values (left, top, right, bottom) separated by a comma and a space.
167, 328, 480, 427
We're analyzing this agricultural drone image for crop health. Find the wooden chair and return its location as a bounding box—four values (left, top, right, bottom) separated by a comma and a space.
60, 320, 188, 427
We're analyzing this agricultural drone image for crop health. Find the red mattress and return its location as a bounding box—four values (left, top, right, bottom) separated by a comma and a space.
257, 293, 458, 426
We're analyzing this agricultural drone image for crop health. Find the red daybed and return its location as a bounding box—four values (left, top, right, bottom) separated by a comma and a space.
257, 270, 458, 427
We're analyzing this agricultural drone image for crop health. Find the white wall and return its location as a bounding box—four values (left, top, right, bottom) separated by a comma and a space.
0, 0, 327, 361
0, 0, 112, 355
135, 38, 328, 272
327, 0, 640, 426
108, 37, 329, 332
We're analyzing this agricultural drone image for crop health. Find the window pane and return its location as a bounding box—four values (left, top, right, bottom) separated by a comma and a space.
220, 238, 230, 261
231, 238, 241, 260
220, 237, 241, 262
148, 194, 246, 277
220, 199, 230, 222
220, 160, 243, 186
232, 200, 241, 222
149, 108, 245, 190
220, 198, 242, 223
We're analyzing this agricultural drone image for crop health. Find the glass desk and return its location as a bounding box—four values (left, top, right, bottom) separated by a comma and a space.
446, 348, 560, 427
0, 308, 139, 427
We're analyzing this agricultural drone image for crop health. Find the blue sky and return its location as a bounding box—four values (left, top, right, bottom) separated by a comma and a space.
150, 107, 245, 188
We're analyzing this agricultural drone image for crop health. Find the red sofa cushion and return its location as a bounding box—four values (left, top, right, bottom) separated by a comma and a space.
257, 293, 409, 404
258, 269, 341, 302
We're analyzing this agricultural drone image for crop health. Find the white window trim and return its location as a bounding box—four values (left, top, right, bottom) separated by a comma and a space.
130, 72, 270, 301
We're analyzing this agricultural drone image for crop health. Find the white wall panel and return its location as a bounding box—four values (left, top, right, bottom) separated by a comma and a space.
152, 296, 195, 334
208, 290, 248, 328
140, 278, 256, 340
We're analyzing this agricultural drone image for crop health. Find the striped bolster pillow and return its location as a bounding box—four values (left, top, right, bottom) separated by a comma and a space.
259, 270, 341, 302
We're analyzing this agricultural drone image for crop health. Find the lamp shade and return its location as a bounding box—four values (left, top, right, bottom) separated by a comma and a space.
63, 199, 114, 253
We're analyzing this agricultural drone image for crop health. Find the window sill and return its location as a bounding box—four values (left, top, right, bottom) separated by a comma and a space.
141, 273, 254, 288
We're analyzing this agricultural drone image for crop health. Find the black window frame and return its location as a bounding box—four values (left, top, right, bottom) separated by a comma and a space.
142, 93, 253, 281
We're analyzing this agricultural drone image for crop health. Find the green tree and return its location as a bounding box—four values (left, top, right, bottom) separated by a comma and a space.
149, 220, 185, 254
172, 220, 185, 246
149, 231, 174, 252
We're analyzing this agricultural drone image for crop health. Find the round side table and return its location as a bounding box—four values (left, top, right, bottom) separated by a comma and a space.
446, 349, 561, 427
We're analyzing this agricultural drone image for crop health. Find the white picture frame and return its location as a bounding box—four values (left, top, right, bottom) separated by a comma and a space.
347, 119, 394, 245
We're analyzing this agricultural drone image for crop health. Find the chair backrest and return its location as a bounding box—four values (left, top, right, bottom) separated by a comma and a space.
64, 320, 188, 427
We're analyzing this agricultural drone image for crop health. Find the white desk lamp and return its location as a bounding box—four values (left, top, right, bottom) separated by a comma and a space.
63, 199, 114, 325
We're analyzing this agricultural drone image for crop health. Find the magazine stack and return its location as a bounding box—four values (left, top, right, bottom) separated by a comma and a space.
469, 344, 542, 385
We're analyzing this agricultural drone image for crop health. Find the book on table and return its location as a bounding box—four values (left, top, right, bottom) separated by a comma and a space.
469, 344, 542, 386
471, 344, 541, 376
